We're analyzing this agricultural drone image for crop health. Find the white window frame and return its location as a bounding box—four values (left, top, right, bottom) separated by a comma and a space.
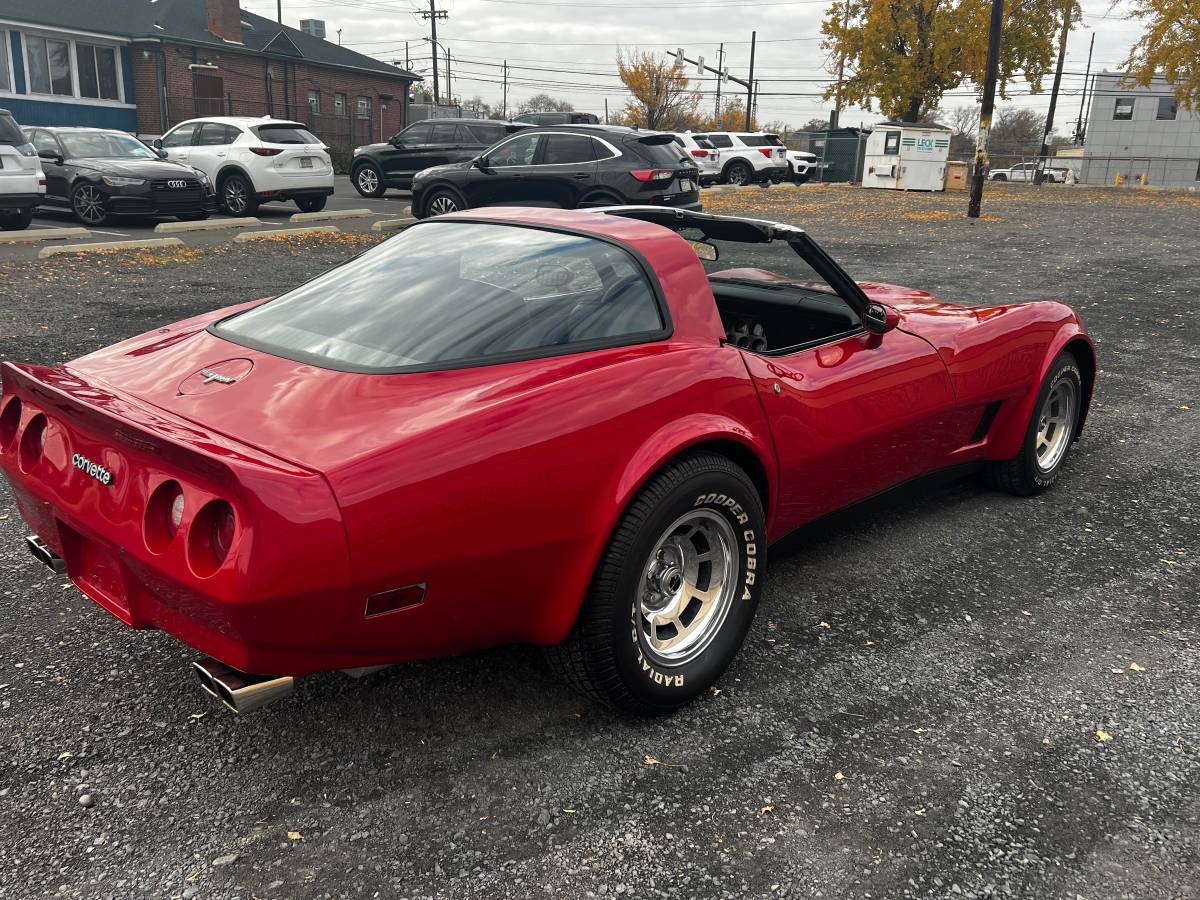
0, 29, 14, 95
14, 26, 130, 107
307, 89, 320, 115
75, 41, 121, 102
334, 92, 346, 116
356, 95, 371, 119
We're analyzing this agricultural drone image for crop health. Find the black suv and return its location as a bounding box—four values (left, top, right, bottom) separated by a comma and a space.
351, 118, 527, 196
513, 111, 601, 125
411, 126, 701, 218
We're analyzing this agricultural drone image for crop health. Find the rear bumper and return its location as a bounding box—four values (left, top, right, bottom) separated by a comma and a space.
252, 169, 335, 195
0, 191, 43, 213
256, 186, 335, 202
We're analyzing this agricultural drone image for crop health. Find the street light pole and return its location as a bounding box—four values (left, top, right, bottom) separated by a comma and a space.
745, 31, 756, 131
1034, 4, 1071, 184
968, 0, 1005, 219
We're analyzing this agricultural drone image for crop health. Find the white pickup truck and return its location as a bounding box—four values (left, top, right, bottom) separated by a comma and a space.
990, 161, 1072, 183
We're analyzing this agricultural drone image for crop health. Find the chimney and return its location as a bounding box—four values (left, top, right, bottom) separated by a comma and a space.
205, 0, 243, 43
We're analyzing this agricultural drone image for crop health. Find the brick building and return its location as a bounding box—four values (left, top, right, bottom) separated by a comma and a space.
0, 0, 418, 159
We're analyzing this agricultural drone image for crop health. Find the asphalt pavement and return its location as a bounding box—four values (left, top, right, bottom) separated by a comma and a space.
0, 184, 1198, 900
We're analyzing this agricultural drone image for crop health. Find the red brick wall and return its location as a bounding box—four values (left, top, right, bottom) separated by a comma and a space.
130, 41, 411, 148
204, 0, 242, 44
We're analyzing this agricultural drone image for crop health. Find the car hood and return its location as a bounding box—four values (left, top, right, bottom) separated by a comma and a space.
63, 302, 634, 478
413, 160, 472, 181
73, 157, 201, 179
356, 142, 390, 155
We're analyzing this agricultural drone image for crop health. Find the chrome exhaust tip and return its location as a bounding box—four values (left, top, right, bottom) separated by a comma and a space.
26, 535, 67, 574
192, 657, 294, 714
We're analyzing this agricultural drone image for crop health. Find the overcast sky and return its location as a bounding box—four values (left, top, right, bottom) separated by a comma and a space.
242, 0, 1144, 135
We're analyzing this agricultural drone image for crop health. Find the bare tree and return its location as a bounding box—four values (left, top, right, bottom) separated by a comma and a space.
518, 93, 575, 114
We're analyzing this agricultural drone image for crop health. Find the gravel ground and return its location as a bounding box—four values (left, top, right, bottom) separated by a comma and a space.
1, 184, 1198, 900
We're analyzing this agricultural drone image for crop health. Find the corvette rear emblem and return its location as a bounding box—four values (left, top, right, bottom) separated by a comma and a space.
200, 368, 237, 384
72, 452, 114, 486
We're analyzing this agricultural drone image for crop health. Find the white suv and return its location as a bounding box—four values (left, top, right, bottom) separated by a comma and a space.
155, 117, 333, 216
666, 132, 722, 186
694, 132, 787, 186
0, 108, 44, 230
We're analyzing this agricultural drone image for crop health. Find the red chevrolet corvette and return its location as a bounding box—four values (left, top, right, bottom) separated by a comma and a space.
0, 207, 1094, 714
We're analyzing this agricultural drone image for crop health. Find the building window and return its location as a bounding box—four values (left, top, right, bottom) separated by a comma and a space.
334, 92, 346, 116
308, 89, 320, 115
0, 31, 11, 92
77, 44, 120, 101
25, 35, 74, 96
1196, 159, 1200, 181
1113, 98, 1134, 120
1157, 97, 1177, 121
356, 95, 371, 118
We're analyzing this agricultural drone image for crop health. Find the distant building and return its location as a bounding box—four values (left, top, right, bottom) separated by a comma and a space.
1081, 72, 1200, 187
299, 19, 327, 40
0, 0, 417, 155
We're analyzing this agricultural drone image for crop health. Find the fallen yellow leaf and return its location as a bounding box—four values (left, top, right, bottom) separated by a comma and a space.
57, 751, 73, 760
1042, 737, 1051, 745
643, 755, 659, 766
287, 831, 302, 841
914, 807, 926, 816
1021, 610, 1032, 617
834, 771, 845, 781
817, 621, 831, 629
1129, 662, 1145, 672
760, 805, 774, 814
1095, 729, 1113, 743
912, 727, 926, 735
189, 712, 207, 721
1111, 667, 1126, 675
562, 809, 576, 814
1161, 559, 1177, 566
866, 640, 876, 647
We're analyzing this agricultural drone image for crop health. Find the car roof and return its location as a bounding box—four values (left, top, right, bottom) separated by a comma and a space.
25, 126, 131, 134
412, 118, 525, 126
171, 116, 307, 129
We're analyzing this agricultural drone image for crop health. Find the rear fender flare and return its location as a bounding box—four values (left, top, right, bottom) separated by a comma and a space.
986, 325, 1096, 460
536, 415, 777, 646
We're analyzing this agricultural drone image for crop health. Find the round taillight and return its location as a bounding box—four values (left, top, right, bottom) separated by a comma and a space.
187, 499, 236, 578
0, 396, 21, 451
144, 480, 184, 554
18, 413, 47, 473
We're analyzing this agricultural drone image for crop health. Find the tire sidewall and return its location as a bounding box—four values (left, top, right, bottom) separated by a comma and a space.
1022, 356, 1082, 490
609, 466, 765, 710
424, 187, 465, 217
726, 162, 750, 185
221, 174, 252, 215
71, 183, 106, 225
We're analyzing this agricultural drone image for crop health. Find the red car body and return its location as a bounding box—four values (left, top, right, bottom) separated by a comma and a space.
0, 207, 1095, 680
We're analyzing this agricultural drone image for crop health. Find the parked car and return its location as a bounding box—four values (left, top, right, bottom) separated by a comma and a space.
786, 148, 818, 183
990, 162, 1071, 183
22, 127, 214, 226
694, 131, 788, 185
155, 117, 333, 216
513, 111, 601, 125
666, 132, 722, 186
0, 108, 44, 231
411, 125, 700, 218
2, 206, 1095, 716
350, 118, 527, 197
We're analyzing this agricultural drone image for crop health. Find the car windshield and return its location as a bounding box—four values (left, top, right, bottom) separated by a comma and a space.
60, 132, 157, 159
212, 222, 666, 372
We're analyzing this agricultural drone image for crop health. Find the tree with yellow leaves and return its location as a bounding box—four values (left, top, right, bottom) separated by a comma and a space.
821, 0, 1081, 122
616, 50, 702, 130
1120, 0, 1200, 110
693, 99, 759, 132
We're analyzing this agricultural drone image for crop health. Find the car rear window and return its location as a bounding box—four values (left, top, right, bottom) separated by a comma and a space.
736, 134, 784, 147
627, 138, 690, 167
0, 113, 25, 146
254, 124, 319, 144
212, 222, 666, 372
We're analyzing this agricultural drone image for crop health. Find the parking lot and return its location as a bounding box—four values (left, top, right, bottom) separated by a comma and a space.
0, 176, 413, 262
1, 183, 1198, 900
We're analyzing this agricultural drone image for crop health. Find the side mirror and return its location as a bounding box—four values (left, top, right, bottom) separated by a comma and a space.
688, 240, 719, 262
390, 135, 406, 148
39, 150, 62, 164
863, 301, 900, 335
151, 138, 164, 150
473, 156, 491, 173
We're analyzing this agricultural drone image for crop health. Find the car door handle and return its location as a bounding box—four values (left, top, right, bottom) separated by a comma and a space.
573, 173, 589, 179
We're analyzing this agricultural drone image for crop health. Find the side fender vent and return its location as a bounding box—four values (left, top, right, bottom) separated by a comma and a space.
970, 401, 1003, 443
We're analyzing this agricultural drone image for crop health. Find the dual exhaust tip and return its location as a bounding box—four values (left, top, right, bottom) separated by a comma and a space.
192, 657, 294, 714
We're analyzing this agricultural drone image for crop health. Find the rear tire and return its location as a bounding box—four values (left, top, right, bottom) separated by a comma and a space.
295, 195, 327, 213
724, 161, 752, 186
992, 173, 1008, 182
220, 173, 259, 216
0, 211, 33, 231
545, 452, 766, 715
576, 191, 622, 209
353, 163, 385, 198
986, 352, 1082, 496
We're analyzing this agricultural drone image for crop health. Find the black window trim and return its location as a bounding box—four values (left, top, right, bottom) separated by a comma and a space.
207, 218, 675, 375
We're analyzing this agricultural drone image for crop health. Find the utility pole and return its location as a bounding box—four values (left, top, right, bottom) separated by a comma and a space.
502, 60, 509, 119
604, 97, 609, 124
831, 0, 850, 129
420, 1, 447, 106
745, 31, 756, 131
445, 47, 451, 105
968, 0, 1005, 218
277, 0, 282, 23
669, 47, 753, 128
715, 43, 724, 122
1074, 31, 1095, 144
1034, 4, 1071, 184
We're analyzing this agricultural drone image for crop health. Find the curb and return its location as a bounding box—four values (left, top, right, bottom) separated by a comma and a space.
154, 217, 261, 234
0, 227, 92, 244
233, 226, 341, 242
371, 217, 418, 232
289, 208, 377, 223
38, 237, 184, 259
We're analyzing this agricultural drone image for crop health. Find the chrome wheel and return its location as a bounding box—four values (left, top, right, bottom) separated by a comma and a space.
637, 509, 739, 666
427, 193, 460, 216
1035, 379, 1076, 472
356, 167, 380, 194
72, 185, 106, 224
223, 178, 248, 215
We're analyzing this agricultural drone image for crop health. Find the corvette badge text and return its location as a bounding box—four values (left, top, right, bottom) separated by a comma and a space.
72, 453, 114, 486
